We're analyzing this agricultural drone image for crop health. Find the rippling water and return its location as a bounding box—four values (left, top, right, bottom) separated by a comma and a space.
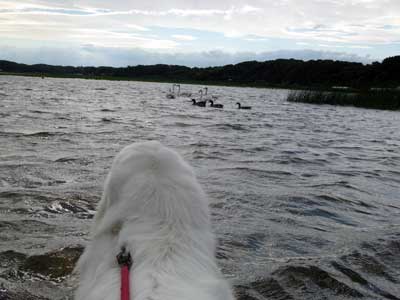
1, 75, 400, 300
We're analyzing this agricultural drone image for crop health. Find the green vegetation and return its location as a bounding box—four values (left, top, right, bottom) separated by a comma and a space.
287, 89, 400, 110
1, 55, 399, 89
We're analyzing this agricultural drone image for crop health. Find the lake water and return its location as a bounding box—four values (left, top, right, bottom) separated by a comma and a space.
0, 75, 399, 300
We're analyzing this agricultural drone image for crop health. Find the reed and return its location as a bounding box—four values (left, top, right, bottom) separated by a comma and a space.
287, 89, 400, 111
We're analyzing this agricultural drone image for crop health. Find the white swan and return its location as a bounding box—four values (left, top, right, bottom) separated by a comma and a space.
166, 84, 180, 99
203, 87, 218, 100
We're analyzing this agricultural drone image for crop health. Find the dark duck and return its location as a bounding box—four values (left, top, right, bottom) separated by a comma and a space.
191, 89, 207, 107
208, 100, 223, 108
236, 102, 251, 110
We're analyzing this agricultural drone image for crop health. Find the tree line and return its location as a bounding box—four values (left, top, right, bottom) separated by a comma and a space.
0, 56, 399, 89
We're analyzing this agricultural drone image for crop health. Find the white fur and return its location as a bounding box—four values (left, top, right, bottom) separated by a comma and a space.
75, 141, 234, 300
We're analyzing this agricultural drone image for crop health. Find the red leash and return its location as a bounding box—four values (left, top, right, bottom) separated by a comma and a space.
117, 247, 132, 300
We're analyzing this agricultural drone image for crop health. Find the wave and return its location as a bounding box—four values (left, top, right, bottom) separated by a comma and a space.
192, 149, 229, 161
175, 122, 197, 127
28, 110, 51, 114
22, 131, 64, 137
218, 166, 294, 179
54, 157, 79, 163
0, 219, 54, 233
3, 131, 56, 137
209, 123, 250, 131
101, 117, 113, 122
44, 200, 94, 219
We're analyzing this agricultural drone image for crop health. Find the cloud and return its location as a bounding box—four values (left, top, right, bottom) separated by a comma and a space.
2, 0, 398, 45
0, 0, 399, 64
124, 24, 149, 31
171, 34, 197, 41
0, 3, 262, 18
243, 36, 268, 42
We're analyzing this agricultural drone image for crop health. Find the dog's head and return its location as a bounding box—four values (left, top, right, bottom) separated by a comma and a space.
75, 141, 232, 300
92, 141, 210, 238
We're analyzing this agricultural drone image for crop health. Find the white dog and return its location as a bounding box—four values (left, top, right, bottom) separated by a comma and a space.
75, 141, 234, 300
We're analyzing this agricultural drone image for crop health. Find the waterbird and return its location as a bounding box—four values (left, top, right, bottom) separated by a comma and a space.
192, 99, 206, 107
166, 84, 180, 99
166, 90, 175, 99
191, 89, 207, 107
175, 84, 181, 97
203, 87, 218, 100
236, 102, 251, 110
208, 100, 223, 108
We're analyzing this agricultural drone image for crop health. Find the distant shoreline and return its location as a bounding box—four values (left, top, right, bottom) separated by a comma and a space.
1, 56, 399, 91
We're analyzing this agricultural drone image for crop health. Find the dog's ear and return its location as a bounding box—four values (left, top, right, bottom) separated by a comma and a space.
94, 192, 109, 224
92, 186, 123, 237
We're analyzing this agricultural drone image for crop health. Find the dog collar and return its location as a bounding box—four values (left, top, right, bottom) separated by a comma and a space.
117, 247, 132, 300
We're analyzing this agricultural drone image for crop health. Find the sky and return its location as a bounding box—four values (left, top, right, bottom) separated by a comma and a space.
0, 0, 399, 67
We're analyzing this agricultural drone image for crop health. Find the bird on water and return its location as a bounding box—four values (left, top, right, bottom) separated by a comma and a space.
236, 102, 251, 110
192, 89, 207, 107
208, 100, 223, 108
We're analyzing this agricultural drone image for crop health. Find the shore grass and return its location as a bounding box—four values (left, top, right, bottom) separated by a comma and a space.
287, 89, 400, 111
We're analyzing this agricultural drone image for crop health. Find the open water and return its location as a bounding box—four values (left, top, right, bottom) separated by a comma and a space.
0, 75, 399, 299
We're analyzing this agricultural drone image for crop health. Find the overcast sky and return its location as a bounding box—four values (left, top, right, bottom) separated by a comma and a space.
0, 0, 399, 67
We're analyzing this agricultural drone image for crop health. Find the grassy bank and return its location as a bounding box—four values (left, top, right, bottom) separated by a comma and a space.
287, 89, 400, 111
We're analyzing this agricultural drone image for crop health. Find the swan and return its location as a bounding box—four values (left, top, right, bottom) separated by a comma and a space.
166, 84, 180, 99
192, 89, 207, 107
203, 87, 218, 100
208, 100, 223, 108
236, 102, 251, 110
175, 84, 181, 97
166, 88, 175, 99
172, 84, 193, 98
